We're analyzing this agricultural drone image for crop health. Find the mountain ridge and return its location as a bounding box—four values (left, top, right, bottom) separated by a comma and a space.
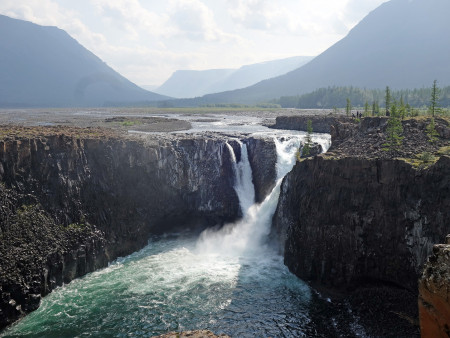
155, 56, 314, 98
187, 0, 450, 105
0, 15, 168, 108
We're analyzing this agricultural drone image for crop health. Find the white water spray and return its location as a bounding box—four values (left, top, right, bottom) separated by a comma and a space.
196, 137, 302, 257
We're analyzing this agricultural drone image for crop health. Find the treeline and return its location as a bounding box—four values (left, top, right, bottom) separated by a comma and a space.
275, 86, 450, 108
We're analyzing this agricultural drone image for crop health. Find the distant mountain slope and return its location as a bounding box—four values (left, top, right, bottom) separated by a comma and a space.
197, 0, 450, 105
156, 56, 313, 98
0, 15, 168, 107
156, 69, 235, 98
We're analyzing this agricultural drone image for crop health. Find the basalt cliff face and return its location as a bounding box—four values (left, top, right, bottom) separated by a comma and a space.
273, 116, 449, 336
0, 127, 276, 329
277, 154, 449, 290
275, 117, 449, 291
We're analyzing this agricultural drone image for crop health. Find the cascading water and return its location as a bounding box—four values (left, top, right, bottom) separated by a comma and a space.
225, 141, 255, 217
3, 134, 355, 338
196, 137, 302, 257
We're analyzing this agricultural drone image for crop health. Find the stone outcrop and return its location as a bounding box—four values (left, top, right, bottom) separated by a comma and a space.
270, 115, 352, 133
243, 136, 277, 203
329, 116, 449, 159
0, 127, 277, 329
418, 235, 450, 337
300, 142, 323, 158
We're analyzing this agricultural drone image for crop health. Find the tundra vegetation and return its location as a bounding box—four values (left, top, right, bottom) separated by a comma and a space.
275, 83, 450, 116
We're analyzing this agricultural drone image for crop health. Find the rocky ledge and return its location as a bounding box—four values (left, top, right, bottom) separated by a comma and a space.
418, 235, 450, 337
269, 114, 352, 133
329, 116, 449, 159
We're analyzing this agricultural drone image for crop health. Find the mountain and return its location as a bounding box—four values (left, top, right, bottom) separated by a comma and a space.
140, 85, 160, 92
0, 15, 168, 108
155, 56, 314, 98
156, 69, 235, 98
195, 0, 450, 105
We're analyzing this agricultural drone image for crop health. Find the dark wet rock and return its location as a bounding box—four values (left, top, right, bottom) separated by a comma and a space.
244, 136, 277, 203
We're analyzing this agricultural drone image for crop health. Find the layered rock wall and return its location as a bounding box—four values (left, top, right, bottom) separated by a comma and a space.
275, 154, 449, 291
270, 115, 352, 133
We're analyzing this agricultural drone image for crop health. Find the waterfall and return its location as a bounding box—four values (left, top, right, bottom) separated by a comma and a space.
195, 137, 301, 257
225, 141, 255, 216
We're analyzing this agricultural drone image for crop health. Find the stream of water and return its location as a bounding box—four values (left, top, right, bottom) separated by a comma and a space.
2, 134, 340, 338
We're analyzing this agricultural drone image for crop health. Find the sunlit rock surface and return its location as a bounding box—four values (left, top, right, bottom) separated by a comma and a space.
418, 235, 450, 337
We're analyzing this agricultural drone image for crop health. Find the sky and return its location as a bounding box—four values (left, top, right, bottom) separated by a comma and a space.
0, 0, 388, 87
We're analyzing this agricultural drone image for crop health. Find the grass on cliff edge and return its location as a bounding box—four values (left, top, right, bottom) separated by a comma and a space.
402, 146, 450, 167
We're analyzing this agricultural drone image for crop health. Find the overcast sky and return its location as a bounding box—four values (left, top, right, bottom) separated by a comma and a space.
0, 0, 388, 87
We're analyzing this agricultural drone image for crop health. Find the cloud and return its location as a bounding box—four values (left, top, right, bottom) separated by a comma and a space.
0, 0, 107, 54
169, 0, 240, 43
226, 0, 351, 36
228, 0, 299, 32
92, 0, 173, 40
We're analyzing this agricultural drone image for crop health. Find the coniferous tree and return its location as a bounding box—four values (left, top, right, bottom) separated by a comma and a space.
302, 120, 313, 157
405, 103, 411, 117
426, 118, 439, 143
346, 98, 352, 117
385, 86, 391, 116
391, 100, 398, 118
364, 101, 370, 116
383, 101, 404, 154
430, 79, 440, 117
